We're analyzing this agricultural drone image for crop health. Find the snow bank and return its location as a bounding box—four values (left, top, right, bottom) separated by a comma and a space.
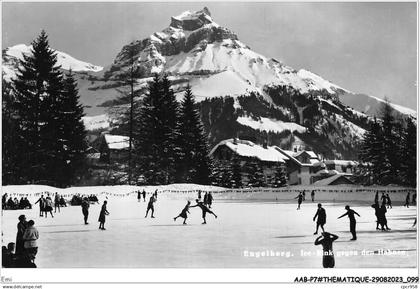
237, 116, 307, 134
2, 184, 414, 204
82, 114, 110, 131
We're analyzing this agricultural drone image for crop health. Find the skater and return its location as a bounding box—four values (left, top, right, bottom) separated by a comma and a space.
302, 190, 306, 201
203, 192, 208, 206
294, 192, 303, 210
44, 196, 54, 218
98, 201, 109, 230
15, 215, 27, 256
314, 232, 339, 268
145, 195, 156, 218
313, 203, 326, 234
81, 197, 90, 225
142, 190, 146, 202
386, 194, 392, 209
338, 205, 360, 240
378, 204, 390, 231
54, 193, 60, 213
190, 199, 217, 224
405, 192, 410, 208
311, 190, 315, 202
34, 195, 45, 217
374, 191, 379, 205
137, 190, 141, 202
380, 193, 387, 206
22, 220, 39, 263
371, 203, 381, 230
207, 192, 213, 208
198, 190, 202, 200
174, 201, 191, 225
412, 192, 416, 205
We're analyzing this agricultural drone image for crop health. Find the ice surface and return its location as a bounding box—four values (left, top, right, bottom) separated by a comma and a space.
2, 188, 416, 268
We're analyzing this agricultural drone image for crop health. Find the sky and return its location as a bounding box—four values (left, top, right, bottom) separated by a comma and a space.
2, 2, 417, 109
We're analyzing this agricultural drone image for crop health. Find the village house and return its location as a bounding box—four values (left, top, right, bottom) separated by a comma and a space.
98, 134, 131, 164
209, 138, 289, 185
209, 138, 359, 186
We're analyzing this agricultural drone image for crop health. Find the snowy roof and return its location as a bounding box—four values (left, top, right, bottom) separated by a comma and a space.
104, 134, 130, 150
294, 150, 319, 160
210, 138, 289, 163
324, 160, 357, 166
313, 174, 353, 186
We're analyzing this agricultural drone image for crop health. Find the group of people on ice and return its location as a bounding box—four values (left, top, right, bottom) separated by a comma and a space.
2, 193, 32, 210
2, 215, 39, 268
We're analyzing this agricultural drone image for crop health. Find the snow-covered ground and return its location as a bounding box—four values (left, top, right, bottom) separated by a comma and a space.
237, 116, 307, 134
2, 186, 416, 268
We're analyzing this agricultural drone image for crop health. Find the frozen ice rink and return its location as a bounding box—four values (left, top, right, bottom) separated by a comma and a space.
2, 192, 417, 268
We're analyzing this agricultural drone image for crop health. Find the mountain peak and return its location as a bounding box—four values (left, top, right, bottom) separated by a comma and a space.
170, 7, 215, 30
3, 44, 103, 74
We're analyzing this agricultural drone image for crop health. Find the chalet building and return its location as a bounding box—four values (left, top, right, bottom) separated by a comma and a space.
98, 134, 131, 164
209, 138, 289, 184
209, 138, 359, 186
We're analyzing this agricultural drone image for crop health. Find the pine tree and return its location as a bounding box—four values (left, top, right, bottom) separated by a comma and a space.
2, 78, 22, 184
160, 75, 180, 183
246, 160, 265, 187
359, 118, 383, 184
271, 163, 287, 187
57, 70, 88, 186
178, 84, 213, 184
379, 100, 399, 184
230, 156, 243, 188
13, 30, 65, 184
133, 74, 164, 184
401, 117, 416, 187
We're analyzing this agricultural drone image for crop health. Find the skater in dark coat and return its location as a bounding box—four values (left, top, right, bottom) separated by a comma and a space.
311, 190, 315, 202
54, 193, 61, 213
34, 195, 45, 217
314, 232, 339, 268
174, 201, 191, 225
313, 203, 326, 234
380, 193, 387, 206
198, 190, 202, 200
190, 199, 217, 224
302, 190, 306, 201
207, 193, 213, 208
15, 215, 27, 256
145, 196, 156, 218
294, 192, 303, 210
374, 191, 379, 205
378, 204, 390, 231
142, 190, 146, 202
137, 191, 141, 202
203, 192, 208, 206
338, 205, 360, 240
81, 197, 90, 225
412, 193, 417, 205
98, 201, 109, 230
405, 192, 410, 208
386, 194, 392, 209
371, 203, 381, 230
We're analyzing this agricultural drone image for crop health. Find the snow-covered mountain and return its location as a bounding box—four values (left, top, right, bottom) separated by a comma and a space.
108, 7, 348, 98
2, 44, 103, 81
